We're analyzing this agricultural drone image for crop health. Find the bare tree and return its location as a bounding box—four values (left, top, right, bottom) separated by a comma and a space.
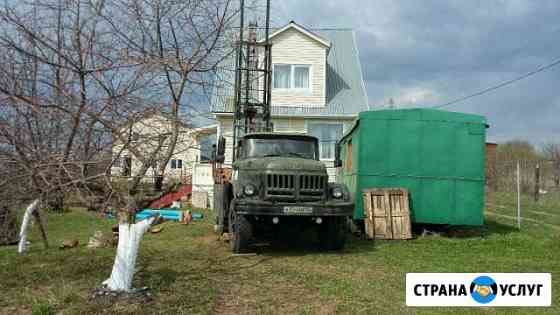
101, 0, 235, 194
0, 0, 235, 291
542, 142, 560, 187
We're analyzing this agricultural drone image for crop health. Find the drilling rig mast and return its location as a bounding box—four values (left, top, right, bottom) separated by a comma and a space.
232, 0, 273, 160
212, 0, 273, 201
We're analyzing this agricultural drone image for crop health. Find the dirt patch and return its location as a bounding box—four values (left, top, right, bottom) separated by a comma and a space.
0, 306, 31, 315
317, 302, 338, 315
195, 234, 221, 245
213, 275, 332, 315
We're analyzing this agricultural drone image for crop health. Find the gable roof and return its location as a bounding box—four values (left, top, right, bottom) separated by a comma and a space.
257, 21, 331, 48
211, 26, 369, 118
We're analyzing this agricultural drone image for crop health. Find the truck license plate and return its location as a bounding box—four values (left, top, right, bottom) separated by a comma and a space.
283, 206, 313, 214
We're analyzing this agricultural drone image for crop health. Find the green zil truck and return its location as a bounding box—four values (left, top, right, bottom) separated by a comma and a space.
216, 132, 353, 253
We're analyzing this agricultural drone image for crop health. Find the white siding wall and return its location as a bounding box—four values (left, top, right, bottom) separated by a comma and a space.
111, 115, 200, 182
218, 116, 235, 165
270, 28, 327, 107
272, 117, 306, 133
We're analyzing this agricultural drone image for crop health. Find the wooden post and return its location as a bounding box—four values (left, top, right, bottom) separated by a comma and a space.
517, 161, 521, 230
534, 163, 540, 202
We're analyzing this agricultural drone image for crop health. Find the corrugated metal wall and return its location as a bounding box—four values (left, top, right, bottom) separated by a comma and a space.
339, 108, 487, 226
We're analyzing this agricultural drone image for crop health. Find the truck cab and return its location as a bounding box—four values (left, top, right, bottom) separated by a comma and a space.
224, 132, 353, 253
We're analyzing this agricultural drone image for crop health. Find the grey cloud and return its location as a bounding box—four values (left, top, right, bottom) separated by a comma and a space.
272, 0, 560, 144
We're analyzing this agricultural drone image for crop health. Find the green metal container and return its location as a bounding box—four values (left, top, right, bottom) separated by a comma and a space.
338, 108, 486, 225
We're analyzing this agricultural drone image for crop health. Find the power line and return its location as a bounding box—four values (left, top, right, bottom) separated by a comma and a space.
432, 56, 560, 108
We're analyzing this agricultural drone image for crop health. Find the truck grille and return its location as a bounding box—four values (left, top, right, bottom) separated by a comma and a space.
265, 174, 326, 201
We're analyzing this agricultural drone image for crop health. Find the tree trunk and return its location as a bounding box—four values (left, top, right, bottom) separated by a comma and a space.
154, 175, 163, 192
47, 189, 64, 212
102, 215, 157, 292
18, 199, 40, 254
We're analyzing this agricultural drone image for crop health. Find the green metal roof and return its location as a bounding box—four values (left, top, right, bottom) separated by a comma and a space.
211, 28, 369, 117
341, 108, 487, 142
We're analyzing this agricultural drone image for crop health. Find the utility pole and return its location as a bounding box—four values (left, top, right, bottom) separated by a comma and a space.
534, 163, 540, 202
517, 161, 521, 230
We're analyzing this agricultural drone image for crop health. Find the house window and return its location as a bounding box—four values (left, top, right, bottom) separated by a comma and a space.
112, 156, 121, 168
199, 134, 216, 163
273, 64, 310, 90
170, 159, 182, 169
273, 65, 291, 88
307, 123, 343, 160
294, 66, 309, 88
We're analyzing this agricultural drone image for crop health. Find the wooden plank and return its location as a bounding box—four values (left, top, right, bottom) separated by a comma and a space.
373, 191, 389, 239
362, 188, 412, 240
389, 189, 412, 239
401, 189, 412, 239
362, 192, 374, 239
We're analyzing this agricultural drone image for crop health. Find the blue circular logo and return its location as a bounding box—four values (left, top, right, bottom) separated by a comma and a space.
470, 276, 497, 304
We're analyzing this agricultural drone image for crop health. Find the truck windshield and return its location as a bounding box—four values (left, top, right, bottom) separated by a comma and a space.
243, 138, 317, 160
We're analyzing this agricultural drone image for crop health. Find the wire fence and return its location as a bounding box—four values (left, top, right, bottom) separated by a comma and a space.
487, 159, 560, 229
490, 159, 560, 197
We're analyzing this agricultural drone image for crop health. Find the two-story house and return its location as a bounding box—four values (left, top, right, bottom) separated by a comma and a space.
211, 21, 369, 181
110, 112, 217, 185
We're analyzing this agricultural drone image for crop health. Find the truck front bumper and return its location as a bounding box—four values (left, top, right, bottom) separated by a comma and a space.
234, 199, 354, 217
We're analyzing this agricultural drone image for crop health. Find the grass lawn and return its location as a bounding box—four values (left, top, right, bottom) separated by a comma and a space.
1, 193, 558, 315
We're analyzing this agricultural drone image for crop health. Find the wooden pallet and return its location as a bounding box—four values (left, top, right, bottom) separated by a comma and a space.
362, 188, 412, 240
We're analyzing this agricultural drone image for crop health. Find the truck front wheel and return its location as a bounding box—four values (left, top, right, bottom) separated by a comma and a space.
228, 202, 252, 253
319, 217, 346, 250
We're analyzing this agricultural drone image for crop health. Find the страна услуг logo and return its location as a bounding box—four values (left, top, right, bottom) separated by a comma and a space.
470, 275, 498, 304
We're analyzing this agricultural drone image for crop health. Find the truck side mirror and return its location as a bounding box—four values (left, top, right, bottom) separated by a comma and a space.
334, 143, 342, 167
216, 136, 226, 163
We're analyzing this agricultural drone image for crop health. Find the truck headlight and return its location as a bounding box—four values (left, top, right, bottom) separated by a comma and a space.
332, 187, 343, 199
244, 184, 256, 196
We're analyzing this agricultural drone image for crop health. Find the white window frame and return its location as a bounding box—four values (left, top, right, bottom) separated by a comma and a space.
170, 159, 183, 169
305, 121, 345, 161
272, 64, 312, 93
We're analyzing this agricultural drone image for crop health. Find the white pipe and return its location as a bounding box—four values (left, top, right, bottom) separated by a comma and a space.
17, 199, 40, 254
103, 216, 157, 292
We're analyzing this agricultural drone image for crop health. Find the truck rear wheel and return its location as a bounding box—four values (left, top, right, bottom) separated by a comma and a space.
229, 202, 252, 253
214, 183, 232, 234
320, 217, 346, 250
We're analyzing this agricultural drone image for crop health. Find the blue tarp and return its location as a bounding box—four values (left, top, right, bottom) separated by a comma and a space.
136, 209, 181, 221
106, 209, 203, 222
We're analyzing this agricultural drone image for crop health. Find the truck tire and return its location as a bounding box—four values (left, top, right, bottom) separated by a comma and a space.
320, 217, 346, 250
228, 202, 252, 253
214, 184, 231, 234
214, 184, 225, 233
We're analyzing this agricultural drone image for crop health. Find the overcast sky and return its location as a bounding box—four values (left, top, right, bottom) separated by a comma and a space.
270, 0, 560, 144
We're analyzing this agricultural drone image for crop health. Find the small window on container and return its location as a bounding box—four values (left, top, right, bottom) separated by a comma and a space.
346, 140, 353, 172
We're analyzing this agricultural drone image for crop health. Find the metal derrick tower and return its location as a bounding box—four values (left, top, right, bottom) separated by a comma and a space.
232, 0, 272, 160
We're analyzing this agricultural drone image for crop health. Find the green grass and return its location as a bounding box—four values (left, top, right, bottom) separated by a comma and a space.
487, 191, 560, 226
1, 196, 558, 314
